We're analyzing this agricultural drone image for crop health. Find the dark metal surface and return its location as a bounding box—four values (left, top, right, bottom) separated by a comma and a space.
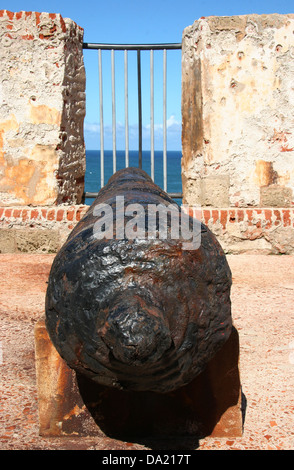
45, 168, 232, 393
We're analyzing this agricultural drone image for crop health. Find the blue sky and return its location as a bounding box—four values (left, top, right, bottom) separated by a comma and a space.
5, 0, 294, 151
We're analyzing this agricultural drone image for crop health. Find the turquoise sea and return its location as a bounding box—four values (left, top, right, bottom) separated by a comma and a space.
85, 150, 182, 206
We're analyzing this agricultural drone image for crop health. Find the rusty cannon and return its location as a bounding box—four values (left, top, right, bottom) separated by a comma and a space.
45, 167, 233, 394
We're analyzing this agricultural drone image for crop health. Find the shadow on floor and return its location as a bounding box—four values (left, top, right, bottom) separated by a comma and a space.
76, 327, 243, 450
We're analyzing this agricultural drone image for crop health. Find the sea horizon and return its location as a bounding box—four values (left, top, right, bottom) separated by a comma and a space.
85, 149, 183, 206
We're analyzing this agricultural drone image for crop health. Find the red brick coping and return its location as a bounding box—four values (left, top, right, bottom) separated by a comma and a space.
1, 206, 293, 230
0, 205, 89, 231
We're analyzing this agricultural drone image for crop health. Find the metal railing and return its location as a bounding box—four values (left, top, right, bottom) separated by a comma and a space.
83, 42, 182, 199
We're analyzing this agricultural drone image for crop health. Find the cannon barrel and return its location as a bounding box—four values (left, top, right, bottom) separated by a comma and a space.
45, 167, 232, 393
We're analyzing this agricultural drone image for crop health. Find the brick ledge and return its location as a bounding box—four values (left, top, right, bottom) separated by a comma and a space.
0, 205, 89, 230
0, 206, 293, 229
0, 206, 293, 254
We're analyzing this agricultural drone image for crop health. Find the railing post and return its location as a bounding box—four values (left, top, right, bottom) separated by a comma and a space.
124, 50, 129, 167
98, 49, 104, 188
150, 49, 154, 181
111, 49, 116, 173
163, 49, 167, 193
137, 49, 142, 169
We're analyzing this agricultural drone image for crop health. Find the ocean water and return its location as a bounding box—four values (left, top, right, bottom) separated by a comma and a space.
84, 150, 182, 206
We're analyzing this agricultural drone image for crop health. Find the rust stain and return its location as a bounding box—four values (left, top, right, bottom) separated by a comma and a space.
0, 114, 19, 175
280, 144, 294, 152
63, 404, 85, 420
268, 129, 293, 152
1, 156, 57, 205
254, 160, 278, 187
1, 110, 60, 204
181, 56, 203, 172
0, 114, 18, 135
5, 158, 35, 183
30, 103, 61, 126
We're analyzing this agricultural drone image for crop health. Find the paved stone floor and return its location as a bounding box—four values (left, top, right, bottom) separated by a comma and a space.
0, 253, 293, 450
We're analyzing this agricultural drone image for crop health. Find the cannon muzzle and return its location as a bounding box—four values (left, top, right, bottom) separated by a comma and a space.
45, 167, 232, 393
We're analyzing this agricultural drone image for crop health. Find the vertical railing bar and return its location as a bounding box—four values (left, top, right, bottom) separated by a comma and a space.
137, 49, 142, 169
111, 49, 116, 173
84, 43, 183, 201
163, 49, 167, 192
150, 49, 154, 181
124, 50, 129, 167
98, 49, 104, 188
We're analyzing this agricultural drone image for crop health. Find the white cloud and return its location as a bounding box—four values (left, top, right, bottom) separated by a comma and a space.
84, 122, 100, 133
84, 115, 182, 150
85, 114, 181, 135
167, 114, 181, 130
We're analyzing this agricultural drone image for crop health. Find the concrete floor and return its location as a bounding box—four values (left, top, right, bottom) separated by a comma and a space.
0, 253, 293, 450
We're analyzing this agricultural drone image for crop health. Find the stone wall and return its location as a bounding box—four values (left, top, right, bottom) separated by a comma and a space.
182, 14, 294, 208
181, 14, 294, 253
0, 10, 86, 206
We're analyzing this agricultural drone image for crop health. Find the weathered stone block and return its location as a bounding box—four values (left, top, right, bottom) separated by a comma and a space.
0, 228, 16, 252
181, 175, 230, 207
260, 185, 292, 207
14, 228, 61, 253
201, 175, 230, 207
